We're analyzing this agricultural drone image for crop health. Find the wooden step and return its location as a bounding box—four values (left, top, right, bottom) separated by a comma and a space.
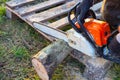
26, 1, 76, 23
48, 14, 74, 29
6, 0, 34, 8
48, 17, 69, 29
16, 0, 65, 16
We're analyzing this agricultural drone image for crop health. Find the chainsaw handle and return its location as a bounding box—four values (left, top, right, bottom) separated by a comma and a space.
76, 0, 93, 23
68, 0, 96, 33
68, 0, 103, 56
68, 2, 81, 33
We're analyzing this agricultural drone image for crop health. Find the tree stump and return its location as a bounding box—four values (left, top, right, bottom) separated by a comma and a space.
32, 40, 73, 80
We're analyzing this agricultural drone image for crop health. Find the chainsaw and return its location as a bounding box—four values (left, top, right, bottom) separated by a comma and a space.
33, 0, 120, 63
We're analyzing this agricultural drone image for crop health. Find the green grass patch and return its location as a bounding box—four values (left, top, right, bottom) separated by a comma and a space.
0, 0, 8, 3
0, 30, 8, 36
0, 0, 8, 23
0, 6, 5, 16
0, 19, 49, 79
52, 65, 65, 80
0, 0, 9, 16
111, 63, 120, 80
0, 45, 6, 57
11, 46, 30, 60
61, 25, 72, 31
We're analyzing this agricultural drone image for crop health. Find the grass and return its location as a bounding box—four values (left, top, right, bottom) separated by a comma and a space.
0, 0, 7, 23
52, 65, 65, 80
0, 1, 50, 78
0, 0, 120, 80
0, 18, 49, 79
0, 6, 5, 16
109, 63, 120, 80
11, 46, 30, 60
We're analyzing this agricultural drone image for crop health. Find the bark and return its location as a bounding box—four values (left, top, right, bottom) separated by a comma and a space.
70, 50, 112, 80
32, 40, 73, 80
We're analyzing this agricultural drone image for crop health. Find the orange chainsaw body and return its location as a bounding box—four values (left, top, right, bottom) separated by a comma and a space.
75, 18, 111, 47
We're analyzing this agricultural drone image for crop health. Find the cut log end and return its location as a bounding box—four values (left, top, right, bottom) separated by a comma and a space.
32, 40, 73, 80
32, 58, 49, 80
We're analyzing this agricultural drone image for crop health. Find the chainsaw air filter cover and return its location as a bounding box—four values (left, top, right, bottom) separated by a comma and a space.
84, 18, 111, 47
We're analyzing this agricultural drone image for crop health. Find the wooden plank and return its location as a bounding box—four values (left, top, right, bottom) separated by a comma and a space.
6, 6, 54, 42
6, 0, 34, 8
48, 1, 102, 29
48, 17, 69, 29
16, 0, 65, 16
48, 14, 74, 29
26, 1, 77, 22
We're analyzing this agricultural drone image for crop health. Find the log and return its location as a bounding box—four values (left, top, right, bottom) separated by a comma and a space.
83, 58, 112, 80
70, 50, 112, 80
63, 61, 87, 80
32, 41, 112, 80
32, 40, 73, 80
63, 59, 112, 80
